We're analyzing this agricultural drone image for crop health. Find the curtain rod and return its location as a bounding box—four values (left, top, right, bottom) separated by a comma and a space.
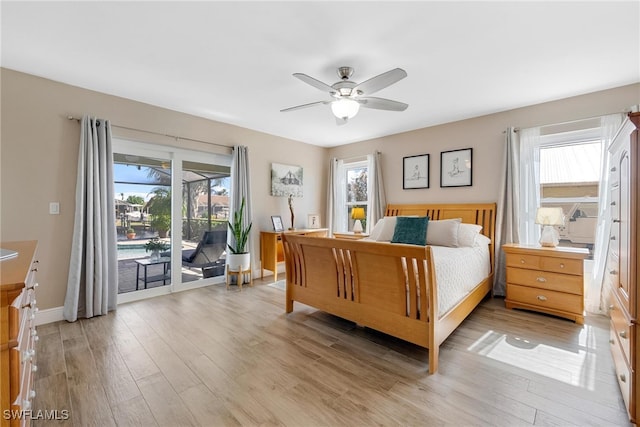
503, 109, 631, 134
67, 115, 233, 150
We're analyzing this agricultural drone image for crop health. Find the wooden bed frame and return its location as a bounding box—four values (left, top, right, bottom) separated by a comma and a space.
282, 203, 496, 374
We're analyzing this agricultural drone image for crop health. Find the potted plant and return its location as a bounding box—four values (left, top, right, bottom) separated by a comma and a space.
227, 197, 252, 272
145, 237, 168, 261
146, 188, 171, 238
126, 227, 136, 239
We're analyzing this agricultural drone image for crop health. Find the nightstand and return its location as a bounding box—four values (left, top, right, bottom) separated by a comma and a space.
503, 243, 589, 323
333, 232, 369, 240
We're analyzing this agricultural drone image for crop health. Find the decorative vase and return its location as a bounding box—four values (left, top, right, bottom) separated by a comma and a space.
150, 250, 160, 262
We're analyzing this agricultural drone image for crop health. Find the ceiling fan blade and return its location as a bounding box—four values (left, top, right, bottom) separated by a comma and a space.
358, 97, 408, 111
293, 73, 336, 94
280, 100, 329, 113
353, 68, 407, 95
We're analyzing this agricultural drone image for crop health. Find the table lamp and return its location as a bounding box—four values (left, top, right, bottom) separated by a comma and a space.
535, 207, 564, 247
351, 207, 366, 233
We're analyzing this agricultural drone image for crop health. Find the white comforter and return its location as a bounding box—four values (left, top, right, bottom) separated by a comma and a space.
431, 243, 490, 315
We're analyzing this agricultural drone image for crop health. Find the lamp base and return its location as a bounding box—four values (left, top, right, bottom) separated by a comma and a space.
353, 219, 363, 234
539, 225, 559, 247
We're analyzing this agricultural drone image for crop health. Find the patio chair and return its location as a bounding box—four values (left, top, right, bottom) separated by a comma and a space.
163, 230, 227, 278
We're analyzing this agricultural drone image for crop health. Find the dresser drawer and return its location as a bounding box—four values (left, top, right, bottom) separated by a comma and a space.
505, 253, 583, 275
506, 267, 583, 294
609, 293, 632, 364
507, 284, 583, 315
610, 327, 631, 414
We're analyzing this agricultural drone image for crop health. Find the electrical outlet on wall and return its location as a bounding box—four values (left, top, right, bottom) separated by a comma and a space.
49, 202, 60, 215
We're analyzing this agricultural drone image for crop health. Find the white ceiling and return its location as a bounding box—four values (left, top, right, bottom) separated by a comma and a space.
2, 1, 639, 147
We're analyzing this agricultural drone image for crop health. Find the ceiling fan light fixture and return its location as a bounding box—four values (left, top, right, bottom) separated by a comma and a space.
331, 98, 360, 119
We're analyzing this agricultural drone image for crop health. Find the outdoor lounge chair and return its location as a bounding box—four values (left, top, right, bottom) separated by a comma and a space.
163, 230, 227, 278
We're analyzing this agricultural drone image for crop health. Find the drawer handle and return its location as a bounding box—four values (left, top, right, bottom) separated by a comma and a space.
32, 364, 38, 373
536, 277, 547, 283
559, 263, 565, 268
613, 219, 621, 223
22, 298, 37, 309
611, 201, 616, 206
21, 349, 35, 363
620, 374, 626, 383
610, 236, 616, 240
22, 400, 31, 410
609, 339, 615, 344
30, 267, 38, 273
610, 270, 618, 275
611, 166, 617, 172
27, 282, 39, 290
619, 331, 627, 339
608, 304, 615, 311
537, 295, 547, 301
520, 259, 526, 264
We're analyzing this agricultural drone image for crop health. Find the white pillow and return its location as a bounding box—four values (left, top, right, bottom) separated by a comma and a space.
458, 223, 483, 247
426, 218, 461, 247
475, 233, 491, 246
368, 217, 386, 241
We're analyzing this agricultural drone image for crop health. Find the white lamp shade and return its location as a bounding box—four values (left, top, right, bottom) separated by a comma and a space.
331, 99, 360, 119
535, 207, 564, 226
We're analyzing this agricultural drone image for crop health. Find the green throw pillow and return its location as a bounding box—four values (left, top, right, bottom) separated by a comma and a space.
391, 216, 429, 246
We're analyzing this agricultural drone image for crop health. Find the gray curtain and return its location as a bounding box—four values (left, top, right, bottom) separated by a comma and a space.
229, 146, 253, 276
493, 127, 520, 296
368, 151, 387, 229
326, 158, 338, 237
63, 115, 117, 321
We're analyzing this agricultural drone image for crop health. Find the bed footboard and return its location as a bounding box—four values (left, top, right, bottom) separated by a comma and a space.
282, 235, 444, 372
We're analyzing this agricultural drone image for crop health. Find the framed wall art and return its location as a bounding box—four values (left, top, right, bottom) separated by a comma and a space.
307, 214, 321, 229
403, 154, 429, 189
271, 163, 303, 197
440, 148, 472, 187
271, 215, 284, 232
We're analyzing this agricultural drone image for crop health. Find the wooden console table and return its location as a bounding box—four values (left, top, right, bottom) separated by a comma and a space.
260, 228, 328, 280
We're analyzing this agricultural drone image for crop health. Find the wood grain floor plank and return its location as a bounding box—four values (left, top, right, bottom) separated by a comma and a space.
31, 280, 632, 426
136, 372, 198, 427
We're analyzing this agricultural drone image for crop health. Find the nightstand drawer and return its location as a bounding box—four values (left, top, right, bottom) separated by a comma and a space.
507, 284, 583, 314
506, 268, 583, 294
505, 253, 582, 275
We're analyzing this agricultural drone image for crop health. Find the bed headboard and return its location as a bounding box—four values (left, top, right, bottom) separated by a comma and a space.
385, 203, 497, 273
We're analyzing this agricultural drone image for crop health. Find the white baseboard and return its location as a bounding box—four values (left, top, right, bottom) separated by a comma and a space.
35, 276, 230, 325
35, 306, 65, 326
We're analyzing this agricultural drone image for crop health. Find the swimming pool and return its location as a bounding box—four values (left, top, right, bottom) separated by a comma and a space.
117, 244, 150, 260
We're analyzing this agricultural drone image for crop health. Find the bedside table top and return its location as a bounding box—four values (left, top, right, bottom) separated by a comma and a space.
502, 243, 589, 258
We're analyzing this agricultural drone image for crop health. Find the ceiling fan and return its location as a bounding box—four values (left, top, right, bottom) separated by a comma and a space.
281, 66, 408, 125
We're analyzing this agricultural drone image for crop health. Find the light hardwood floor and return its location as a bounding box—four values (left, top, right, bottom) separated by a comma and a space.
33, 279, 631, 426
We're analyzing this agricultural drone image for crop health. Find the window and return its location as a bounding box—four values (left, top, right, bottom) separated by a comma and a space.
344, 161, 369, 232
534, 127, 602, 250
334, 159, 370, 233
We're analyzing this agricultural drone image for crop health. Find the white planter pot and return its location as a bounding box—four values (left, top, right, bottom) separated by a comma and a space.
227, 253, 250, 272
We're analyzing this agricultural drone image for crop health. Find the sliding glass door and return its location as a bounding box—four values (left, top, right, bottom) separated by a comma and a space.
113, 139, 231, 302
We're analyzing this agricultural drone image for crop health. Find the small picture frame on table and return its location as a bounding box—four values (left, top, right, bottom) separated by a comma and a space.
271, 215, 284, 232
403, 154, 429, 189
307, 214, 321, 229
440, 148, 472, 187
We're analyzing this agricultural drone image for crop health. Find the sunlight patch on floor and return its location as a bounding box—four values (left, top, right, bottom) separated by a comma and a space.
467, 328, 598, 390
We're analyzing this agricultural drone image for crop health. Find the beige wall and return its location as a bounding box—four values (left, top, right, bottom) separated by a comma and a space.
0, 68, 327, 310
327, 83, 640, 206
2, 66, 638, 313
